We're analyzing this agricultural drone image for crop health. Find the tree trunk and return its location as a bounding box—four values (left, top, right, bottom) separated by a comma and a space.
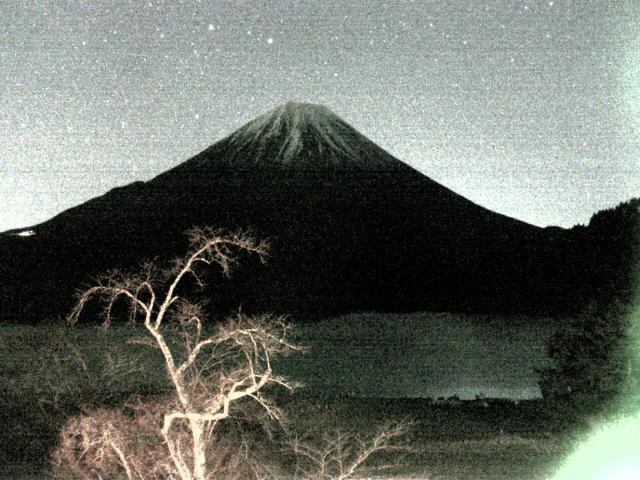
190, 416, 207, 480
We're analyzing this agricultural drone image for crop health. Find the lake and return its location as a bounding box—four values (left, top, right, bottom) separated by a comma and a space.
278, 311, 560, 400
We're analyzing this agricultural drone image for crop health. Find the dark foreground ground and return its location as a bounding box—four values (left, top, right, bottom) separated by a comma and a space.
0, 322, 591, 479
282, 394, 589, 479
1, 391, 590, 480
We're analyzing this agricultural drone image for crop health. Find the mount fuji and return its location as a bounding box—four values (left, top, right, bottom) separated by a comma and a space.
1, 102, 636, 322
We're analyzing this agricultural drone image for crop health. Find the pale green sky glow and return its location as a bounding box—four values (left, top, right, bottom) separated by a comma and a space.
555, 301, 640, 480
553, 413, 640, 480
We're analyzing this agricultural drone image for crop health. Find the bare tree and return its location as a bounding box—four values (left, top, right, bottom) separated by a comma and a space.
64, 227, 301, 480
54, 227, 412, 480
290, 420, 413, 480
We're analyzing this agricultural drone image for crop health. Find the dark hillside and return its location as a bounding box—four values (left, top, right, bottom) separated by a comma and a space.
0, 104, 637, 322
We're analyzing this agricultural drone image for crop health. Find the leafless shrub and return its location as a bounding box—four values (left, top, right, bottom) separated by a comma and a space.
290, 419, 413, 480
51, 401, 170, 480
51, 395, 288, 480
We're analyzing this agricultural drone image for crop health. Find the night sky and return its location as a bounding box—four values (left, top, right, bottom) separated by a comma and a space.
2, 0, 639, 231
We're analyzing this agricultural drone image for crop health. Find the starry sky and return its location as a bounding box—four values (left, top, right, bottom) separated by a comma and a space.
2, 0, 639, 231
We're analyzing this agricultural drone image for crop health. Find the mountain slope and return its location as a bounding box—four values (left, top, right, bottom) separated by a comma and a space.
1, 103, 633, 322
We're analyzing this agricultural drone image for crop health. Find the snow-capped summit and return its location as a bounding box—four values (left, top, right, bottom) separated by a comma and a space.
224, 102, 400, 170
1, 101, 580, 323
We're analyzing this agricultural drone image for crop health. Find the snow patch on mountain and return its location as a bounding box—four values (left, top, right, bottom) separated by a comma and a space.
227, 102, 371, 167
11, 230, 36, 237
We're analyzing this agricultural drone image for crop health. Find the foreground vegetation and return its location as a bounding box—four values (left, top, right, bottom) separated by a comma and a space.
1, 320, 599, 480
3, 228, 635, 479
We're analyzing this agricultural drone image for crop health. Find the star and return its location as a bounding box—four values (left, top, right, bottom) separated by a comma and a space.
1, 0, 635, 232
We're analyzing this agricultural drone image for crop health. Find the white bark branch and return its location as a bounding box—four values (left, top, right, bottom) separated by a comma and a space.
66, 229, 299, 480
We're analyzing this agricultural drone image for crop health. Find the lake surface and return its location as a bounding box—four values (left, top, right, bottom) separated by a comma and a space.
277, 312, 560, 400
